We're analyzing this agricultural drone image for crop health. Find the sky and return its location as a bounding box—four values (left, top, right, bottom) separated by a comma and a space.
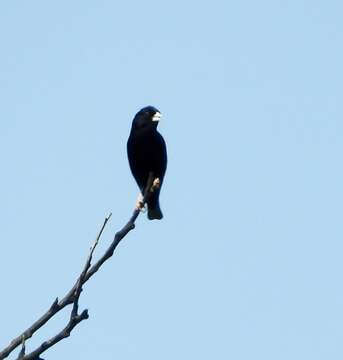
0, 1, 342, 359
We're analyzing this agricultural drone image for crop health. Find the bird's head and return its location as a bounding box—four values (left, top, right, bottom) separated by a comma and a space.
131, 106, 161, 131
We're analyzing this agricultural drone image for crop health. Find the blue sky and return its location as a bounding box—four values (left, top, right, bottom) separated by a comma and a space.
0, 1, 342, 359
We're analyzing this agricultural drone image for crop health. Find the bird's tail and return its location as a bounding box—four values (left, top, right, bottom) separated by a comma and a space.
147, 203, 163, 220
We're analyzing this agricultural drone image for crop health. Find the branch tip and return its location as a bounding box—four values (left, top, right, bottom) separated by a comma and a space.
80, 309, 89, 320
50, 298, 59, 311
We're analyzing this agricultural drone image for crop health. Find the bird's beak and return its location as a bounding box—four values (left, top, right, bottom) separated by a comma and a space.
152, 112, 162, 122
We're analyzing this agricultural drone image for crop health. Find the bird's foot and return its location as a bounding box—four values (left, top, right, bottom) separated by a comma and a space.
135, 193, 146, 212
151, 178, 160, 191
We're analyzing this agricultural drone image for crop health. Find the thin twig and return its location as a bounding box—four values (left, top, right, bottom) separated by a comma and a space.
17, 338, 25, 360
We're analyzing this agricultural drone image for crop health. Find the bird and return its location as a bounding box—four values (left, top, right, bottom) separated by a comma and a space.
127, 106, 167, 220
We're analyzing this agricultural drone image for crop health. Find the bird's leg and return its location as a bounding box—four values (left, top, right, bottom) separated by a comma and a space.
135, 177, 159, 212
135, 193, 144, 209
152, 178, 160, 191
135, 192, 146, 212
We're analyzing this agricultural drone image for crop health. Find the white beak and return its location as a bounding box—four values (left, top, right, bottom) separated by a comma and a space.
152, 112, 162, 122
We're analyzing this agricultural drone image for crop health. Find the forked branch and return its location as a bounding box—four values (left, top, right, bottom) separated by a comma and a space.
0, 173, 158, 360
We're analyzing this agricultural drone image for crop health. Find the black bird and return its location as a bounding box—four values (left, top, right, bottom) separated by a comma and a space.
127, 106, 167, 220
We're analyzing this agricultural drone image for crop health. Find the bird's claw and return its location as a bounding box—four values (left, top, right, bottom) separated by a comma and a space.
135, 193, 147, 213
135, 179, 160, 212
152, 178, 160, 190
135, 193, 144, 210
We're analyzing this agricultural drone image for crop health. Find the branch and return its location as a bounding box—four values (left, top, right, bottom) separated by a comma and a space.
0, 173, 158, 360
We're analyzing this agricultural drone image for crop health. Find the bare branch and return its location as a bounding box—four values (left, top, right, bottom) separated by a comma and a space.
0, 213, 112, 360
18, 310, 89, 360
1, 175, 158, 360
